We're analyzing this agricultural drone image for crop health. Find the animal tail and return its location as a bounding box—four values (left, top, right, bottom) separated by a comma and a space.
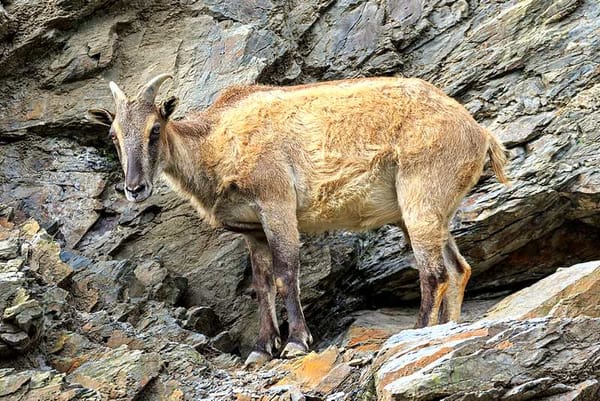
486, 131, 509, 185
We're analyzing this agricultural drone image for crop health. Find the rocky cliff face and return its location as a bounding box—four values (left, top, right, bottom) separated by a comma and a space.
0, 0, 599, 400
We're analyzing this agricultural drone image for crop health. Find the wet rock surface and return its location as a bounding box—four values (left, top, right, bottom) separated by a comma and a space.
1, 0, 599, 399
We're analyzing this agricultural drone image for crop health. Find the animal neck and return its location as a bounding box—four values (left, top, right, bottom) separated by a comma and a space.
160, 116, 220, 208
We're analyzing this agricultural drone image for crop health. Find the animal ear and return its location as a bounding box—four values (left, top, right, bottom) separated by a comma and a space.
87, 108, 114, 126
160, 96, 178, 120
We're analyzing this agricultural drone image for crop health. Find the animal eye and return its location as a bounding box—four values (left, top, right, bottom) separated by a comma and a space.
150, 123, 161, 142
109, 128, 117, 141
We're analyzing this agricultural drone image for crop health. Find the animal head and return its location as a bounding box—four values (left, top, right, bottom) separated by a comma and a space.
87, 74, 179, 202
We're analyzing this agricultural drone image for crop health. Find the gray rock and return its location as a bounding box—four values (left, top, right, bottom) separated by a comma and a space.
0, 238, 19, 260
0, 258, 24, 273
131, 259, 188, 305
67, 346, 162, 400
28, 232, 74, 287
210, 331, 236, 354
152, 275, 188, 306
133, 260, 168, 288
67, 255, 136, 312
0, 272, 26, 313
4, 299, 43, 335
0, 330, 29, 348
0, 367, 101, 400
184, 306, 222, 337
374, 317, 600, 401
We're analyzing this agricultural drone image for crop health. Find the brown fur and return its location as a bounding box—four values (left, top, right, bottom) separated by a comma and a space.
91, 76, 509, 364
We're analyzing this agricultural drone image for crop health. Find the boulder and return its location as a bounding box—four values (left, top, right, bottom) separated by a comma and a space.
370, 261, 600, 400
334, 298, 500, 354
210, 331, 237, 354
132, 259, 188, 305
0, 238, 19, 261
486, 260, 600, 320
373, 318, 600, 401
67, 346, 162, 401
28, 232, 74, 287
183, 306, 222, 337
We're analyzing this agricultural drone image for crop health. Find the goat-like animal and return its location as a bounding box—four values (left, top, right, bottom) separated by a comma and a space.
88, 74, 508, 366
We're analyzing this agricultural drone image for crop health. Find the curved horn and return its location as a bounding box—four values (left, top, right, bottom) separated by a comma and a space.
109, 81, 127, 103
136, 73, 173, 104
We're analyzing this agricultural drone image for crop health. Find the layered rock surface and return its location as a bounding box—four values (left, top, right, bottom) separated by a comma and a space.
1, 0, 600, 399
374, 317, 600, 401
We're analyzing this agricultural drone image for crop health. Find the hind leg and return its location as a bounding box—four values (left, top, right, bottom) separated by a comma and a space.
440, 236, 472, 323
401, 212, 450, 328
412, 236, 450, 327
396, 175, 454, 327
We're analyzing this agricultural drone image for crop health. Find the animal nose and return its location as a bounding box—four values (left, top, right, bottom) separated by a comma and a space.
126, 183, 146, 197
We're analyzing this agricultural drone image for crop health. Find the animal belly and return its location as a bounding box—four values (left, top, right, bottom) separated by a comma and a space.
297, 177, 401, 233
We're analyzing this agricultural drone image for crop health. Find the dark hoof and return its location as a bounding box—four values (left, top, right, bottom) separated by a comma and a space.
280, 341, 309, 359
243, 350, 272, 368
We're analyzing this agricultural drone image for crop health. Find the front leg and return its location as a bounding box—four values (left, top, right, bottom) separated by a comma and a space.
244, 233, 281, 367
258, 203, 312, 358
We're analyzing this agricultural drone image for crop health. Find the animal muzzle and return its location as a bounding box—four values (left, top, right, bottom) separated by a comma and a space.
124, 163, 153, 202
124, 181, 152, 202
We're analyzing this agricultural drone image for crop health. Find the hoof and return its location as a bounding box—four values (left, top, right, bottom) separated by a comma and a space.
244, 351, 272, 368
280, 342, 309, 359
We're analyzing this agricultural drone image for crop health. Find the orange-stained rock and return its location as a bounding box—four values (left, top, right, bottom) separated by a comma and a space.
341, 301, 499, 357
373, 322, 492, 395
48, 332, 103, 374
270, 347, 359, 396
0, 218, 14, 230
495, 340, 513, 350
235, 392, 252, 401
314, 362, 353, 394
373, 324, 489, 375
277, 347, 340, 391
169, 388, 185, 401
345, 326, 394, 352
106, 330, 145, 350
19, 219, 40, 239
